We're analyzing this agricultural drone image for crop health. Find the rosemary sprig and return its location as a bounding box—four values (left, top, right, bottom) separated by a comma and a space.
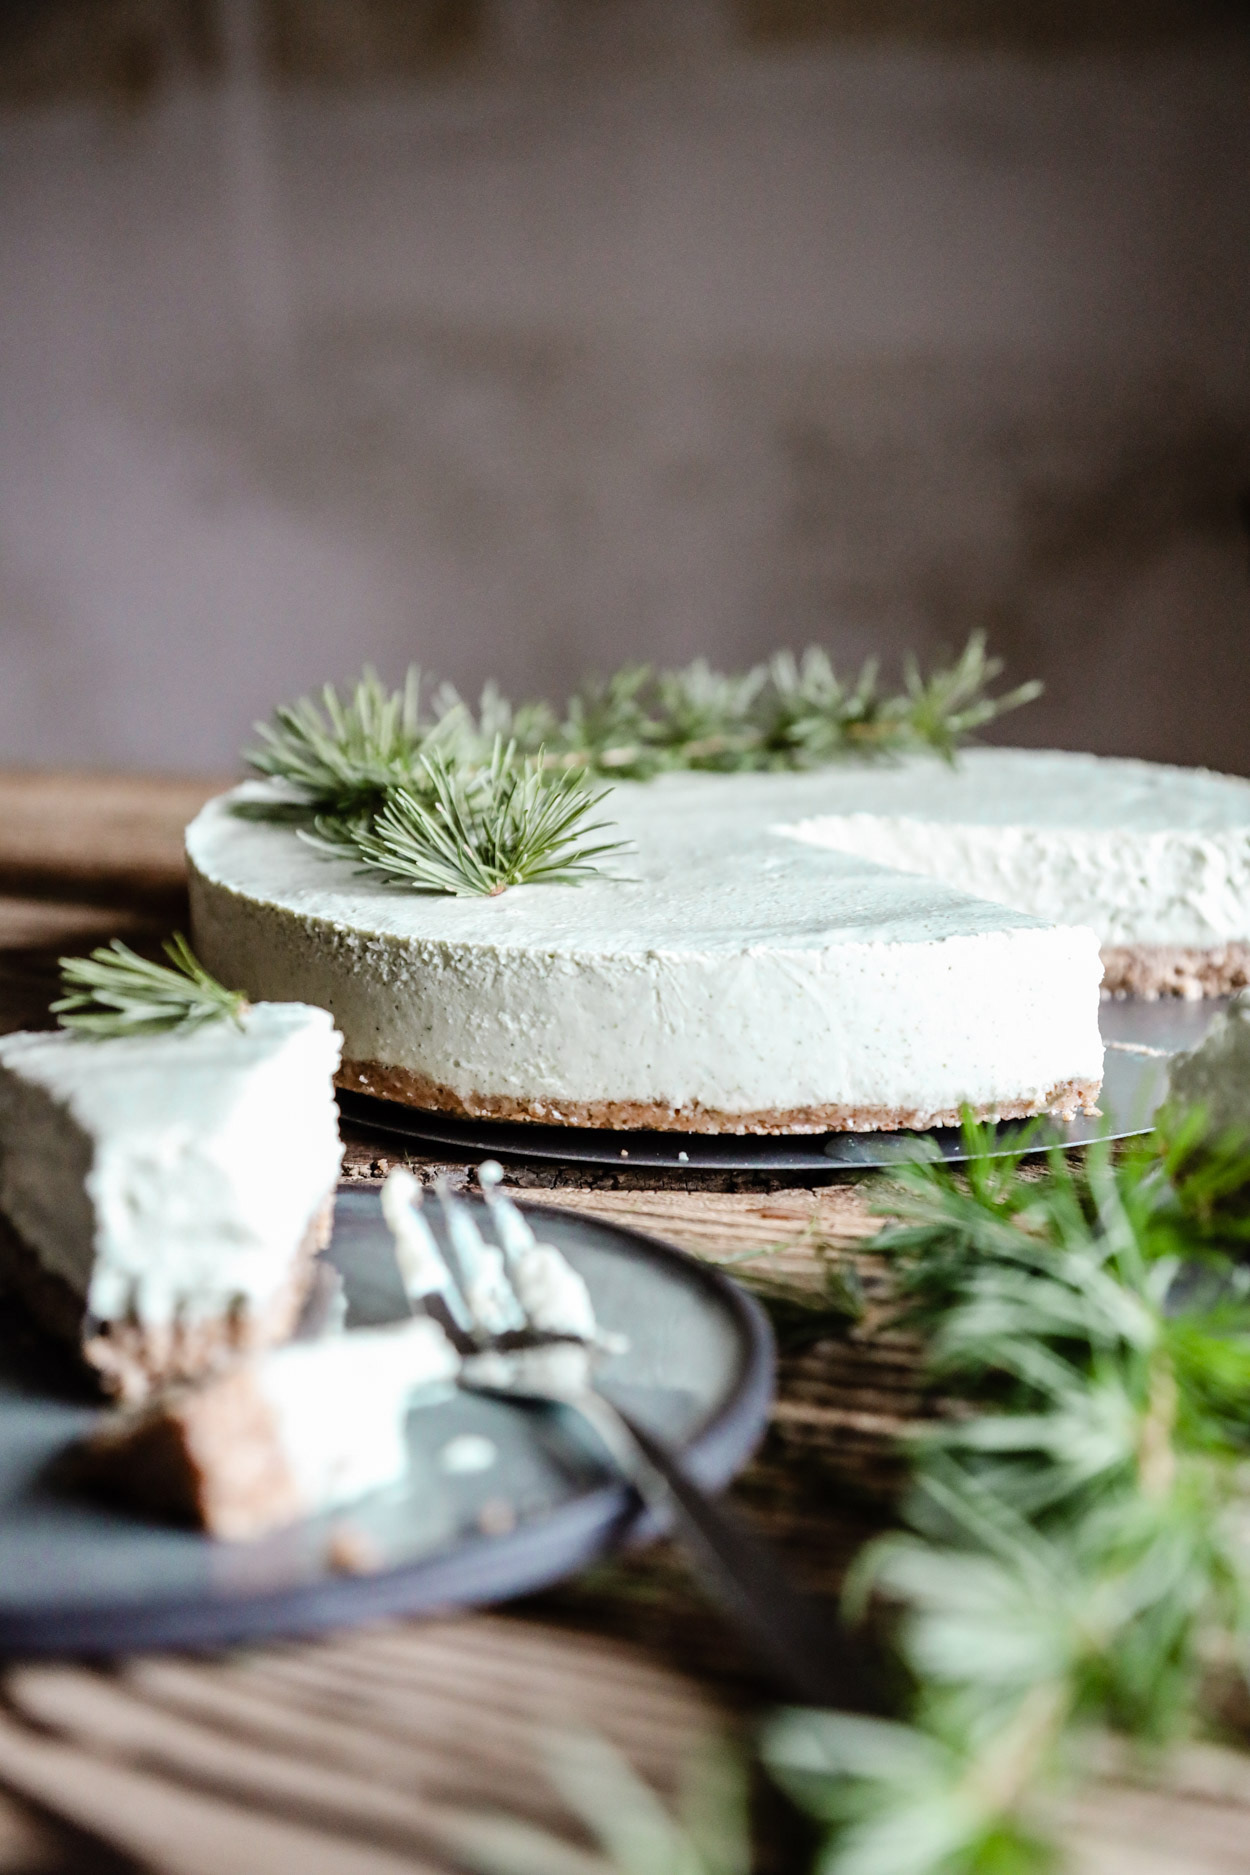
52, 936, 248, 1038
304, 741, 630, 897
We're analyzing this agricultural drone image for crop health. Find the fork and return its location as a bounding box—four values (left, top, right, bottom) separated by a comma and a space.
381, 1163, 885, 1713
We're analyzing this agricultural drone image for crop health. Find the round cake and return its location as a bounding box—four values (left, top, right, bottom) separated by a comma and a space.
777, 747, 1250, 999
187, 762, 1107, 1134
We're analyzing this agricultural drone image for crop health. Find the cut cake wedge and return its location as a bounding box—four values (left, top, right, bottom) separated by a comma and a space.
78, 1316, 458, 1540
0, 1003, 343, 1402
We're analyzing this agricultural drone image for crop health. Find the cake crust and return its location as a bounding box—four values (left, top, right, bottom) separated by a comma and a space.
78, 1368, 302, 1539
340, 1058, 1102, 1135
1100, 944, 1250, 1001
0, 1194, 334, 1403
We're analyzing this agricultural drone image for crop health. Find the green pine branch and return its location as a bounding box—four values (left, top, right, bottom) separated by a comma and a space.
762, 1123, 1250, 1875
303, 741, 630, 897
243, 633, 1041, 816
241, 665, 437, 819
52, 936, 248, 1038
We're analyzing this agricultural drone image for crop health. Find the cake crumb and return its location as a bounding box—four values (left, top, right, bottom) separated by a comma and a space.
326, 1523, 385, 1574
440, 1433, 498, 1475
477, 1497, 516, 1537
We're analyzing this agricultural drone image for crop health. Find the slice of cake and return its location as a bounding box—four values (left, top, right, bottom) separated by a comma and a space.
78, 1315, 458, 1540
0, 1001, 344, 1401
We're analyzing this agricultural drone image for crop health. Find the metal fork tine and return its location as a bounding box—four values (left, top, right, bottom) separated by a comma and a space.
475, 1161, 601, 1343
434, 1176, 527, 1337
379, 1168, 475, 1337
476, 1159, 537, 1263
388, 1168, 883, 1712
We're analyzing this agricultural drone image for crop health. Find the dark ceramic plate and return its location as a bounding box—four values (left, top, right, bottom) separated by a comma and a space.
338, 998, 1224, 1173
0, 1193, 772, 1657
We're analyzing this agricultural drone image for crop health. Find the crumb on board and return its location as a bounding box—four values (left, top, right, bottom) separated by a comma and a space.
326, 1523, 385, 1574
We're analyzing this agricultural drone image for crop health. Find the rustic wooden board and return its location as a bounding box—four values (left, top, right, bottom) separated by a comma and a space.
0, 771, 226, 909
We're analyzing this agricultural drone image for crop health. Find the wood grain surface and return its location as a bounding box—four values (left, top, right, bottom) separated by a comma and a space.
0, 776, 1245, 1873
0, 771, 227, 908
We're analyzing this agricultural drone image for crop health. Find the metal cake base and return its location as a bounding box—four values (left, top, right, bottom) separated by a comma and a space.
337, 999, 1224, 1174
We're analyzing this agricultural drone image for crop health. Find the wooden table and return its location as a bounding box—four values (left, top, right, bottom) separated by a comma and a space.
0, 772, 1242, 1875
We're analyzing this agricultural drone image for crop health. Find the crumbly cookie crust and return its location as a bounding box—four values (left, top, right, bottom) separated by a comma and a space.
0, 1195, 334, 1403
1101, 944, 1250, 1001
79, 1368, 302, 1539
339, 1059, 1102, 1136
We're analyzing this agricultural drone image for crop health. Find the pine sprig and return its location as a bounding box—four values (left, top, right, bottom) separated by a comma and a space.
557, 664, 658, 776
242, 665, 439, 818
52, 936, 248, 1038
304, 741, 630, 897
901, 636, 1043, 764
763, 1125, 1250, 1875
244, 632, 1041, 811
547, 633, 1038, 776
757, 648, 891, 765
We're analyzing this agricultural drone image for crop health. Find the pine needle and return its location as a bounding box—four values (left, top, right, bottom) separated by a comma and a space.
764, 1123, 1250, 1875
52, 936, 248, 1038
244, 634, 1042, 812
303, 741, 630, 896
243, 665, 437, 818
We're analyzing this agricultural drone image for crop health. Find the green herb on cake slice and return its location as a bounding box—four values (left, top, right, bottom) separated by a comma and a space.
0, 940, 343, 1401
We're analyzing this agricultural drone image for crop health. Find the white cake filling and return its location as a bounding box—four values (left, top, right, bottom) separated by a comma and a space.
778, 748, 1250, 949
0, 1003, 343, 1327
186, 771, 1104, 1130
254, 1316, 458, 1513
1166, 993, 1250, 1143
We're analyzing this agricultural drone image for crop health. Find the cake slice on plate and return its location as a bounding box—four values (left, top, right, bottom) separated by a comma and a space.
79, 1314, 458, 1540
0, 941, 343, 1401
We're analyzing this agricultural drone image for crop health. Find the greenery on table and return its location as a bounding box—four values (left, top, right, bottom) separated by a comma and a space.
763, 1117, 1250, 1875
375, 1109, 1250, 1875
53, 935, 248, 1037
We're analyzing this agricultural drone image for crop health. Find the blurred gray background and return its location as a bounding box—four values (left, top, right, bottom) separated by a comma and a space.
0, 0, 1247, 775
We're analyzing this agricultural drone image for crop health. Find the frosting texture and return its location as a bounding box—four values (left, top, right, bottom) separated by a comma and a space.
187, 772, 1104, 1127
0, 1004, 343, 1326
778, 748, 1250, 947
256, 1316, 458, 1512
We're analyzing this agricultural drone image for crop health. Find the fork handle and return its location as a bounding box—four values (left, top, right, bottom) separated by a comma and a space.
566, 1388, 887, 1712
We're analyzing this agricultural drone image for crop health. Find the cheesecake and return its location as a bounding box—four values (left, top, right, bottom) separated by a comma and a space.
0, 1003, 343, 1399
79, 1315, 457, 1540
779, 748, 1250, 1000
187, 769, 1105, 1135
